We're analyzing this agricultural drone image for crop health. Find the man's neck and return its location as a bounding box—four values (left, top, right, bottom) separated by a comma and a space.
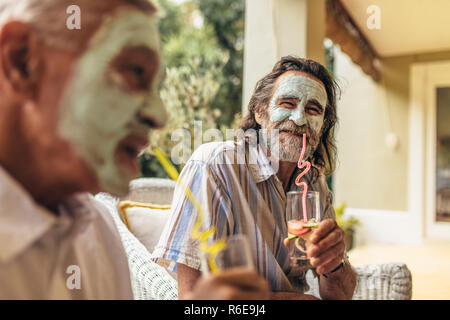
276, 160, 298, 192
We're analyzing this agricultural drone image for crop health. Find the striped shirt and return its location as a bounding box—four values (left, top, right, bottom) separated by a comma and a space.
153, 139, 335, 292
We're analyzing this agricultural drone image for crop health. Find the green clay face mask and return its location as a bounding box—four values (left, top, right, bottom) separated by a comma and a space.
58, 9, 166, 196
269, 74, 327, 135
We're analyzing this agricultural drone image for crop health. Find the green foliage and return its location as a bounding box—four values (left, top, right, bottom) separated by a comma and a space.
194, 0, 245, 127
147, 57, 226, 173
334, 202, 361, 233
162, 24, 227, 69
140, 0, 240, 178
154, 0, 184, 39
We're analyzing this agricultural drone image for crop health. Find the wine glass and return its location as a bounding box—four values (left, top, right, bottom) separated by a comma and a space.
285, 191, 321, 271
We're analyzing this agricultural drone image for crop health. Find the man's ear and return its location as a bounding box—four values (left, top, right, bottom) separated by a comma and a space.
0, 21, 43, 99
254, 106, 265, 125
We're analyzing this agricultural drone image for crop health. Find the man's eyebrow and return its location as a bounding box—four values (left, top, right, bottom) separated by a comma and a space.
276, 95, 299, 101
307, 99, 324, 110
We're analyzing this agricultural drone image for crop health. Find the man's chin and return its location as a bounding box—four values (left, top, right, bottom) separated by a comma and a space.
278, 152, 301, 163
102, 139, 146, 196
269, 144, 301, 163
100, 180, 130, 197
279, 138, 303, 162
279, 131, 302, 138
97, 167, 133, 197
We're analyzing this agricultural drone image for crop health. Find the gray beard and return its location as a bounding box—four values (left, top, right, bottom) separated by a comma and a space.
261, 131, 312, 163
278, 134, 304, 162
262, 119, 318, 163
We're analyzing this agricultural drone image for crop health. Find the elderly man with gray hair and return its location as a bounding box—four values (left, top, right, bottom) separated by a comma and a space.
154, 56, 357, 300
0, 0, 269, 299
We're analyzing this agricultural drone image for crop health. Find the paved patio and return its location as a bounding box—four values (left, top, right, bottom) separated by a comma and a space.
347, 239, 450, 300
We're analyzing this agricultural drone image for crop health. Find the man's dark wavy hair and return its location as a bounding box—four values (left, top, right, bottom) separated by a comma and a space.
239, 56, 339, 177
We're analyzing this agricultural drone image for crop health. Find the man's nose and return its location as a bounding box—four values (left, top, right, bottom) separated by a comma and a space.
138, 94, 168, 129
289, 106, 307, 127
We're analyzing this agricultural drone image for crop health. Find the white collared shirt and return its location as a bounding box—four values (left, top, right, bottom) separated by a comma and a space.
0, 166, 133, 299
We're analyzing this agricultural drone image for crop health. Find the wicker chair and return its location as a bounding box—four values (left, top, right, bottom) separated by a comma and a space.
96, 192, 178, 300
96, 178, 412, 300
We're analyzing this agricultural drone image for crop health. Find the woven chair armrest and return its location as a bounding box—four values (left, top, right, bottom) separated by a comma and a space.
352, 262, 412, 300
95, 193, 178, 300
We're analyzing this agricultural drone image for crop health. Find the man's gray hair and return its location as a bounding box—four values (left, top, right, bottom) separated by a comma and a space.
0, 0, 156, 52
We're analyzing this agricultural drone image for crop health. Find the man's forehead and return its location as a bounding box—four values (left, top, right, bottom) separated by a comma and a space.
63, 1, 159, 53
93, 8, 158, 41
72, 8, 163, 85
86, 8, 161, 59
274, 70, 326, 92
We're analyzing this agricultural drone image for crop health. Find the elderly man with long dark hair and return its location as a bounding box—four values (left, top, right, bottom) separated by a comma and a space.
155, 56, 357, 300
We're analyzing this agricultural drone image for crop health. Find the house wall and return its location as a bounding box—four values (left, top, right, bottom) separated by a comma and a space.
242, 0, 325, 112
241, 0, 450, 244
333, 45, 450, 244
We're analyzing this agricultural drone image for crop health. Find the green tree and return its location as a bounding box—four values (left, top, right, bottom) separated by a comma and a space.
154, 0, 183, 39
194, 0, 245, 126
139, 0, 232, 178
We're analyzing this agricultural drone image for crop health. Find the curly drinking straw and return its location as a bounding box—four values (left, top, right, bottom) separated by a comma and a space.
153, 147, 227, 274
294, 134, 311, 222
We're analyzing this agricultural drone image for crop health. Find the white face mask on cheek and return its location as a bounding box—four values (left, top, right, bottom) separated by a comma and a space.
58, 10, 166, 196
268, 74, 327, 135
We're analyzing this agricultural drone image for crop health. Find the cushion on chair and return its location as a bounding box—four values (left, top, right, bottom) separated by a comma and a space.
124, 178, 176, 205
118, 200, 171, 254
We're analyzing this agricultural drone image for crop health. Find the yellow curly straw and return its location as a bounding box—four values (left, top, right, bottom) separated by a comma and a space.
153, 147, 227, 274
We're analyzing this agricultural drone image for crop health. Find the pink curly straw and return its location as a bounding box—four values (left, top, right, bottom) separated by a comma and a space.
294, 133, 311, 222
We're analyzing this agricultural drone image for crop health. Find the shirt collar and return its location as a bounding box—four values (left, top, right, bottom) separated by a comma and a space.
0, 166, 96, 263
245, 141, 277, 183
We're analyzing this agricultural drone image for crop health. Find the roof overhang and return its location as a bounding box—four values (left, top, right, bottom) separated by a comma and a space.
326, 0, 450, 81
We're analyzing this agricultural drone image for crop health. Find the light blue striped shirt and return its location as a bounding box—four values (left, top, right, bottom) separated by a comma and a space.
153, 139, 335, 292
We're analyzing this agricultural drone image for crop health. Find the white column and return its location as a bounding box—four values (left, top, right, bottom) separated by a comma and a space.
242, 0, 325, 113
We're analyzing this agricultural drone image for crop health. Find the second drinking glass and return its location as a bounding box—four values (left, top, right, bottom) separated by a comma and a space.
201, 234, 254, 275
